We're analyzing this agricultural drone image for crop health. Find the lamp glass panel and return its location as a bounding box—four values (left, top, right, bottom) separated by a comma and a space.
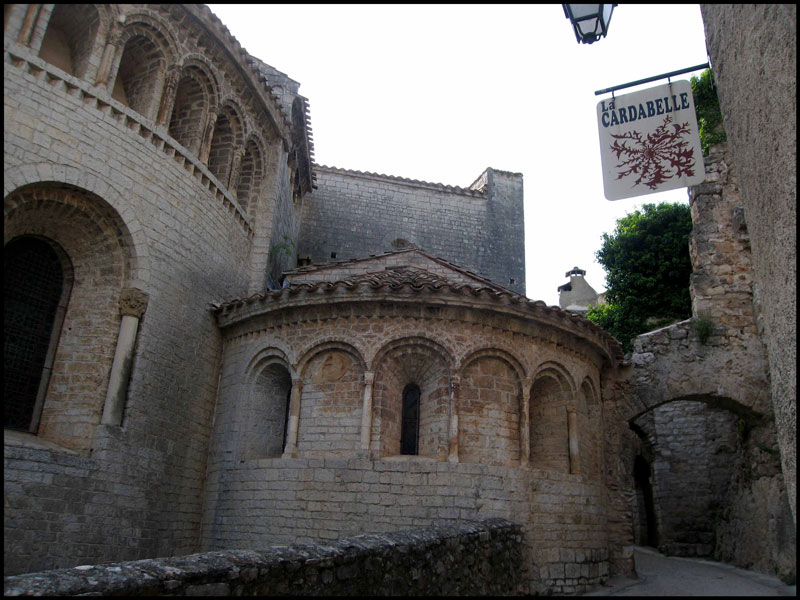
569, 4, 601, 19
602, 4, 614, 26
577, 16, 600, 37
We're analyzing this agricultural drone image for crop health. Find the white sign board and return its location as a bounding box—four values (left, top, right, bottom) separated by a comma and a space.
597, 80, 705, 201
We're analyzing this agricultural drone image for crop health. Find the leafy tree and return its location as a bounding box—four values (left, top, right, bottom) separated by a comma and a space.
586, 202, 693, 353
690, 69, 726, 155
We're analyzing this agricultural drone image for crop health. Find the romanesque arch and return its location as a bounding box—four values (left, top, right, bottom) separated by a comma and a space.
110, 21, 177, 121
3, 183, 135, 453
371, 337, 454, 460
240, 350, 293, 460
207, 102, 245, 189
235, 136, 265, 213
4, 236, 73, 434
3, 163, 150, 289
459, 349, 525, 467
579, 376, 603, 479
37, 3, 101, 79
168, 61, 218, 156
529, 362, 575, 472
628, 394, 746, 558
295, 341, 366, 457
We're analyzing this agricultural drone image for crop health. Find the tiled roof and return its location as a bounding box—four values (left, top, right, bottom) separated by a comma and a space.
210, 256, 624, 363
284, 248, 516, 294
341, 266, 453, 289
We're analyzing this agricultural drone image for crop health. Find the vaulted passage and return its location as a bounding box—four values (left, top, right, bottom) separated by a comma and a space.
631, 398, 741, 557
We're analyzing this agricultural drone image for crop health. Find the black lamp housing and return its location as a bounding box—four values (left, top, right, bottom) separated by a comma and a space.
563, 4, 616, 44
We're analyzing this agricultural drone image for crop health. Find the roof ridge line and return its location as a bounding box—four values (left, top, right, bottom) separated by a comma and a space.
312, 164, 486, 196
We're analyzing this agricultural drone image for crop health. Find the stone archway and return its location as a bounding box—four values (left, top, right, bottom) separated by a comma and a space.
627, 394, 794, 578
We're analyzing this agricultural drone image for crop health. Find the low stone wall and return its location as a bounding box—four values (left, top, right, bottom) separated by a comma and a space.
201, 456, 611, 594
3, 519, 524, 596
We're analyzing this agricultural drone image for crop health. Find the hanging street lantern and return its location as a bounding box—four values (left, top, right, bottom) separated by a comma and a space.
563, 4, 616, 44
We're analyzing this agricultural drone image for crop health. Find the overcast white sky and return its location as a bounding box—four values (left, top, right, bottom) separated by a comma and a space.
207, 4, 709, 306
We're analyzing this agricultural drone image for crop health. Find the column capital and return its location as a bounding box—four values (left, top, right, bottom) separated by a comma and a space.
119, 287, 149, 318
364, 371, 375, 385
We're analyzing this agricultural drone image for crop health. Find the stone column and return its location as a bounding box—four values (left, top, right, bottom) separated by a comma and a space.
17, 4, 42, 45
520, 378, 532, 467
447, 375, 460, 463
94, 27, 123, 88
567, 406, 580, 474
359, 371, 375, 451
282, 377, 303, 459
103, 26, 129, 97
199, 113, 218, 165
101, 288, 148, 426
22, 4, 53, 54
228, 146, 245, 193
155, 66, 181, 127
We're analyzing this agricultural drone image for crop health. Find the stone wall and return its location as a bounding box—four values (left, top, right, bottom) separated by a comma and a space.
4, 4, 299, 575
624, 143, 795, 582
3, 519, 524, 596
201, 457, 608, 595
207, 287, 620, 594
298, 166, 526, 295
700, 3, 796, 523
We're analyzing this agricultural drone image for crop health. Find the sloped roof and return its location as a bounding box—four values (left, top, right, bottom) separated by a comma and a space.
210, 249, 624, 364
284, 248, 516, 294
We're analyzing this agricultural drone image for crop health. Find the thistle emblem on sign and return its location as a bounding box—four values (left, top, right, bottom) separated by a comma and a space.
609, 115, 696, 189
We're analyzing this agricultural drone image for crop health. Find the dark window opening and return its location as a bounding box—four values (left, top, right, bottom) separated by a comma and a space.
330, 252, 337, 259
401, 383, 421, 455
634, 454, 659, 547
4, 237, 64, 432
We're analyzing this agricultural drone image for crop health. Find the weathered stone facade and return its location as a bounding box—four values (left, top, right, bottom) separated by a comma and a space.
4, 3, 795, 595
299, 166, 526, 295
3, 5, 616, 594
625, 143, 795, 582
700, 4, 796, 524
202, 249, 621, 594
4, 519, 524, 596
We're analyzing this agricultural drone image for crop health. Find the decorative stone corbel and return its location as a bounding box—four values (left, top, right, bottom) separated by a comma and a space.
101, 288, 149, 426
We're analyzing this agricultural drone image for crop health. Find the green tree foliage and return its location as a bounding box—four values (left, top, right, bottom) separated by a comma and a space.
586, 202, 693, 353
690, 69, 726, 155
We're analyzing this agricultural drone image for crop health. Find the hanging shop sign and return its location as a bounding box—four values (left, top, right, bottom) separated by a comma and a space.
597, 80, 705, 201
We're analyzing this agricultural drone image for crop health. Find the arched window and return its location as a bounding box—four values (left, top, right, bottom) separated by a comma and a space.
4, 237, 71, 433
401, 384, 421, 455
38, 4, 100, 78
529, 367, 572, 472
168, 67, 212, 155
242, 362, 292, 459
235, 139, 262, 212
207, 105, 243, 188
112, 33, 165, 120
